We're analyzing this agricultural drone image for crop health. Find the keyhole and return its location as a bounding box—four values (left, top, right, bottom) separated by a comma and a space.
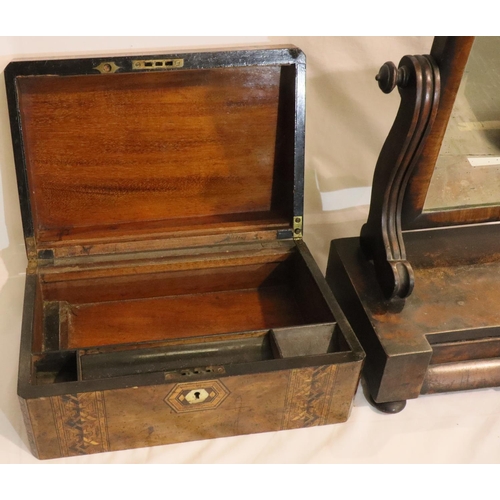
185, 389, 208, 404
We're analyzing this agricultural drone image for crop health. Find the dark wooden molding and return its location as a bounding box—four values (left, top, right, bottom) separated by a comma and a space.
360, 54, 440, 300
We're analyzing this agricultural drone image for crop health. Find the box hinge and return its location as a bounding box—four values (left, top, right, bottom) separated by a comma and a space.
26, 237, 38, 274
25, 237, 55, 274
26, 237, 36, 260
293, 216, 303, 240
26, 259, 38, 274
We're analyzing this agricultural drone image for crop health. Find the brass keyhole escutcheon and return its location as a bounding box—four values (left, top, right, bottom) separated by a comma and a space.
93, 61, 122, 74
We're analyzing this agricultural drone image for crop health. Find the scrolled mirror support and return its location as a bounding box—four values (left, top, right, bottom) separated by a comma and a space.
361, 54, 441, 300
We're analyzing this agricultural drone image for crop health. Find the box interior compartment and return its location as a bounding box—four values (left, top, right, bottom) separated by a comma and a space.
32, 247, 350, 385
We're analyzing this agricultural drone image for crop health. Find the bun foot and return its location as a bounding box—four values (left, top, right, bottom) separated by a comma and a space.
368, 396, 406, 414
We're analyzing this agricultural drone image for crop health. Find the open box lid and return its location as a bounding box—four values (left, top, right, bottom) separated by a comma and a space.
4, 47, 305, 259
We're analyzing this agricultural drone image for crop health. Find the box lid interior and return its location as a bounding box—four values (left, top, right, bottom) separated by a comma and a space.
6, 48, 304, 254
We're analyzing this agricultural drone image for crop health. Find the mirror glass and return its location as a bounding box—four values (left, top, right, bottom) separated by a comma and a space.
424, 37, 500, 211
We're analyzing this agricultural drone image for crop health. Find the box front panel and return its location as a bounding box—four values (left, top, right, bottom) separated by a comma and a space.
23, 362, 361, 459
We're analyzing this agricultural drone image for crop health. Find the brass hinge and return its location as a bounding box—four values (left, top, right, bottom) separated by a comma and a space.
26, 237, 38, 274
26, 260, 38, 274
26, 237, 36, 259
293, 216, 303, 240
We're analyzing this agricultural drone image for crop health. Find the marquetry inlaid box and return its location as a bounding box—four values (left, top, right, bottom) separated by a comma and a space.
5, 47, 364, 459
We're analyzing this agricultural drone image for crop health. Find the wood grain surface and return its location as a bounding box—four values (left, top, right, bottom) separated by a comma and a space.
66, 286, 305, 348
17, 67, 285, 244
22, 360, 362, 459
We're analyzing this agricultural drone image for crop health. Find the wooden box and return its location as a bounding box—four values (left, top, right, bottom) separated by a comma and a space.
5, 47, 364, 459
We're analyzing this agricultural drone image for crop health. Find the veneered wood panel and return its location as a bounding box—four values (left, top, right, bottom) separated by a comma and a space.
24, 397, 61, 460
104, 371, 288, 450
430, 338, 500, 365
101, 365, 353, 453
325, 361, 362, 423
42, 261, 288, 304
41, 213, 288, 250
17, 67, 283, 243
22, 360, 362, 459
66, 286, 306, 348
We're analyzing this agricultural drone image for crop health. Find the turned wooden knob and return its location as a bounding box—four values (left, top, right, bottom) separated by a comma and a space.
376, 61, 408, 94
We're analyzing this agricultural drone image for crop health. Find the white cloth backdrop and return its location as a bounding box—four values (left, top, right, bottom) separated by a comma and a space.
2, 36, 500, 464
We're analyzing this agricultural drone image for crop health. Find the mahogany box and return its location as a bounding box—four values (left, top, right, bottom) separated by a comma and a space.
5, 47, 364, 459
